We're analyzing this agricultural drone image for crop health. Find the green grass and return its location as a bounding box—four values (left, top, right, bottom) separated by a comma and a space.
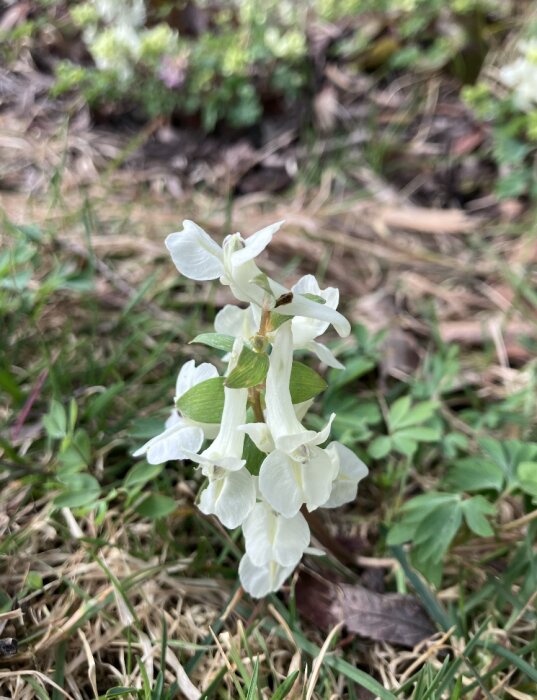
1, 177, 537, 699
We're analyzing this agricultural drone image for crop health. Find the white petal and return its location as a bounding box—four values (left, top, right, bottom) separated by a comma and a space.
333, 441, 369, 481
302, 446, 338, 512
231, 221, 284, 267
311, 413, 335, 446
228, 259, 267, 306
165, 409, 181, 429
215, 469, 256, 528
259, 450, 303, 517
198, 479, 220, 516
292, 276, 340, 312
187, 451, 246, 472
277, 295, 350, 338
322, 480, 359, 509
175, 359, 219, 400
237, 423, 274, 453
274, 511, 310, 566
306, 340, 345, 370
201, 387, 248, 467
238, 554, 295, 598
275, 413, 333, 454
243, 502, 274, 566
323, 442, 368, 508
165, 220, 224, 281
214, 305, 247, 337
291, 274, 322, 296
293, 399, 314, 422
243, 502, 308, 567
265, 323, 306, 444
275, 429, 321, 455
133, 421, 204, 464
291, 275, 340, 346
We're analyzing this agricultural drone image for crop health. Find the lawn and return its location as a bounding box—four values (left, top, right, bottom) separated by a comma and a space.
1, 1, 537, 698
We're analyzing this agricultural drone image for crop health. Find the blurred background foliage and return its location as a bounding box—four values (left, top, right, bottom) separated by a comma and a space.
3, 0, 537, 199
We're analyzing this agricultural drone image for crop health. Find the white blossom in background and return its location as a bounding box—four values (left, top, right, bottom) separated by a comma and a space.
135, 219, 368, 597
499, 39, 537, 112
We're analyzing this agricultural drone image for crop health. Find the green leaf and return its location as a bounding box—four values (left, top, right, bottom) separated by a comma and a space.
395, 401, 439, 429
388, 396, 412, 431
124, 462, 163, 489
176, 377, 224, 423
462, 497, 494, 537
26, 571, 43, 590
43, 399, 67, 439
395, 426, 441, 442
190, 332, 235, 352
392, 434, 418, 457
225, 346, 269, 389
414, 501, 462, 564
386, 521, 420, 546
368, 435, 392, 459
242, 434, 265, 476
445, 458, 504, 492
327, 356, 375, 392
246, 657, 259, 700
517, 461, 537, 497
289, 361, 327, 403
135, 493, 176, 519
53, 474, 101, 509
105, 687, 138, 698
271, 671, 299, 700
58, 429, 91, 474
0, 367, 24, 402
401, 492, 459, 513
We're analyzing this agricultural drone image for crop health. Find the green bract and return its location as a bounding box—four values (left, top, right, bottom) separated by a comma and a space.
176, 377, 225, 424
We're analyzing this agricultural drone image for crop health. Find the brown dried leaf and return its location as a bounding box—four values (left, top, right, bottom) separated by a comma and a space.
378, 206, 474, 234
296, 572, 435, 648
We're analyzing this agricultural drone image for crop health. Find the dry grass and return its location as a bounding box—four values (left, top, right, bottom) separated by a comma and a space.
2, 37, 537, 697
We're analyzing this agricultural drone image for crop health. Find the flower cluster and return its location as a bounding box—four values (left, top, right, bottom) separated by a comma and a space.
134, 221, 368, 597
499, 38, 537, 112
71, 0, 179, 84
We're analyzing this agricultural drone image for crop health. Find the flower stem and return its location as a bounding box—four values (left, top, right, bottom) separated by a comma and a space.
250, 387, 265, 422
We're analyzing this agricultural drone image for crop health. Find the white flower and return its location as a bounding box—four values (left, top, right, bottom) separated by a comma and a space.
323, 442, 369, 509
91, 24, 142, 81
165, 221, 350, 337
255, 323, 338, 517
242, 502, 310, 567
185, 358, 256, 527
264, 323, 334, 454
165, 220, 283, 305
198, 467, 256, 529
291, 275, 344, 369
214, 304, 257, 340
269, 277, 350, 338
499, 39, 537, 112
94, 0, 146, 28
133, 360, 218, 464
187, 385, 248, 472
214, 273, 345, 368
259, 447, 337, 518
238, 554, 295, 598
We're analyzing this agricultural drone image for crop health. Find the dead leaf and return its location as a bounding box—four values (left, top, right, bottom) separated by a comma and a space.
378, 206, 474, 234
314, 85, 339, 132
296, 572, 435, 648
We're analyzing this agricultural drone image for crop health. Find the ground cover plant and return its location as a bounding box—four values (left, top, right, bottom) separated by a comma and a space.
1, 0, 537, 698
